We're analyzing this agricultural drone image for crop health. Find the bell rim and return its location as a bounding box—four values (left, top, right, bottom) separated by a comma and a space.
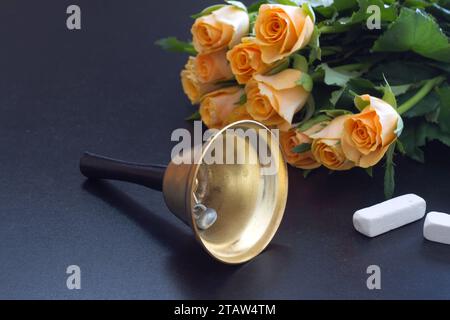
185, 120, 289, 265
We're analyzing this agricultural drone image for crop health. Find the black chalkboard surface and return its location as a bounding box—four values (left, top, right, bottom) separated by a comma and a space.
0, 0, 449, 299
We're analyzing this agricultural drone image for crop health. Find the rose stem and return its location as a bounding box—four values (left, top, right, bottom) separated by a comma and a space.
318, 25, 352, 34
397, 76, 446, 115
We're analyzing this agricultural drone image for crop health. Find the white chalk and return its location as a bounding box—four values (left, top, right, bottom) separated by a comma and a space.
353, 194, 426, 237
424, 212, 450, 245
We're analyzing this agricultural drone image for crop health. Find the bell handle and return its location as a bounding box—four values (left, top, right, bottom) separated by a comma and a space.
80, 152, 166, 191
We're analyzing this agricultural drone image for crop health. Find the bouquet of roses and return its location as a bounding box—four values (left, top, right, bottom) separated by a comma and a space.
157, 0, 450, 198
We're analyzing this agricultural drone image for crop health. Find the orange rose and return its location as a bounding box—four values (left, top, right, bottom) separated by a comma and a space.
309, 116, 355, 171
226, 37, 271, 84
255, 4, 314, 64
195, 50, 234, 84
192, 5, 249, 54
342, 95, 402, 168
280, 123, 328, 170
200, 86, 244, 129
246, 69, 309, 130
181, 57, 219, 104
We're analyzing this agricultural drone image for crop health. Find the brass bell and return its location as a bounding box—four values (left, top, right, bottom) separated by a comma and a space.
80, 120, 288, 264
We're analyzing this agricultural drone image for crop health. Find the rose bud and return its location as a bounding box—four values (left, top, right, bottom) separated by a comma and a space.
342, 95, 403, 168
192, 5, 249, 54
280, 123, 329, 170
255, 4, 314, 64
245, 69, 309, 131
200, 86, 245, 129
309, 116, 355, 171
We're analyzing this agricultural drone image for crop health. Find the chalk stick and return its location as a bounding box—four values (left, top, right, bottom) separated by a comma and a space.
424, 212, 450, 245
353, 194, 426, 238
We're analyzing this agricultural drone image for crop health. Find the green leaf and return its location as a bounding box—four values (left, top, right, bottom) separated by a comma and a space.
373, 8, 450, 63
321, 109, 353, 118
348, 0, 397, 24
365, 167, 374, 178
191, 5, 226, 19
186, 110, 201, 121
315, 0, 357, 18
302, 2, 316, 23
332, 78, 378, 109
296, 73, 314, 92
322, 0, 356, 11
426, 107, 441, 123
249, 11, 258, 34
389, 84, 413, 96
292, 143, 312, 154
417, 122, 450, 147
303, 96, 316, 123
236, 94, 247, 105
400, 121, 450, 163
314, 5, 336, 18
376, 84, 413, 97
384, 144, 396, 199
271, 0, 299, 6
400, 123, 425, 163
317, 63, 363, 87
312, 83, 334, 111
437, 86, 450, 133
308, 26, 322, 63
248, 0, 267, 13
396, 140, 406, 155
348, 78, 377, 92
406, 0, 432, 9
303, 169, 313, 178
191, 1, 247, 19
319, 0, 397, 33
292, 54, 309, 73
367, 61, 440, 86
401, 90, 440, 118
354, 96, 370, 111
225, 1, 248, 12
382, 78, 398, 109
297, 114, 332, 132
428, 59, 450, 73
155, 37, 197, 55
265, 58, 290, 76
330, 87, 346, 106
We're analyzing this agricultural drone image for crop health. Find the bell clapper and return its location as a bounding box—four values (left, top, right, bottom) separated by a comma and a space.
192, 180, 217, 231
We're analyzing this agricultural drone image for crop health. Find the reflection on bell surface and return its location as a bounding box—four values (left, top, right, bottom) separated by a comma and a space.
80, 120, 288, 264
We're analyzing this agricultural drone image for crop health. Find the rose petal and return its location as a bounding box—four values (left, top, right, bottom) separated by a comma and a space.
291, 16, 314, 53
254, 69, 302, 90
367, 96, 399, 146
212, 6, 249, 48
310, 115, 350, 140
359, 145, 390, 168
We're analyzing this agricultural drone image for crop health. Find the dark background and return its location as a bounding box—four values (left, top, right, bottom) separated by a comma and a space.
0, 0, 449, 300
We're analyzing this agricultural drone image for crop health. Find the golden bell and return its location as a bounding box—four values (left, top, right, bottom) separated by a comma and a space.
80, 120, 288, 264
